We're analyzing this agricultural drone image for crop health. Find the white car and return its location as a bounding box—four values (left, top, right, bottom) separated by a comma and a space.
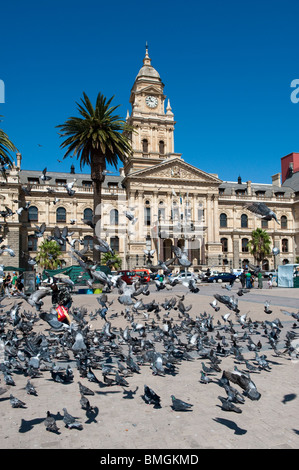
231, 269, 243, 277
172, 272, 198, 281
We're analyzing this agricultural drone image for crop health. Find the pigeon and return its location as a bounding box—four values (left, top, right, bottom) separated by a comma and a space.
62, 408, 83, 429
10, 394, 26, 408
34, 222, 46, 238
40, 167, 52, 182
124, 210, 138, 225
93, 237, 114, 255
171, 246, 192, 268
44, 411, 59, 433
218, 396, 242, 413
264, 301, 272, 314
142, 385, 161, 407
25, 380, 38, 396
144, 249, 155, 263
0, 245, 15, 256
21, 184, 32, 196
18, 288, 52, 311
244, 202, 279, 224
210, 299, 220, 312
171, 395, 193, 411
78, 381, 95, 396
223, 369, 261, 400
63, 179, 76, 196
80, 393, 92, 411
40, 309, 69, 330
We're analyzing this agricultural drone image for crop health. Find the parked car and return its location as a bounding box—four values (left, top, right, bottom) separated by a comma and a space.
263, 269, 276, 279
132, 268, 151, 283
172, 271, 198, 281
201, 270, 219, 282
207, 272, 236, 283
117, 270, 139, 285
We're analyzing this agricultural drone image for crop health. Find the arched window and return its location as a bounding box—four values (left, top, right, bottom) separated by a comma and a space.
220, 213, 227, 228
159, 140, 165, 154
283, 259, 289, 265
83, 235, 93, 251
110, 209, 119, 225
281, 216, 288, 228
83, 208, 93, 222
220, 237, 228, 252
56, 207, 66, 223
142, 139, 148, 153
28, 206, 38, 222
241, 214, 248, 228
110, 236, 119, 252
242, 238, 249, 252
28, 235, 37, 252
282, 238, 288, 253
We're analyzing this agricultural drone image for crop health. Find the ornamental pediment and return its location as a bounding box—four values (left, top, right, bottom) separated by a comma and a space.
135, 85, 162, 96
127, 158, 222, 184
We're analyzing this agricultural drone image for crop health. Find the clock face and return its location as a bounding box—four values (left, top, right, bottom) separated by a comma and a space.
146, 95, 158, 108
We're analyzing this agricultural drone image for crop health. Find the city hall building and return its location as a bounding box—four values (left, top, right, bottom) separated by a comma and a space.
0, 48, 298, 272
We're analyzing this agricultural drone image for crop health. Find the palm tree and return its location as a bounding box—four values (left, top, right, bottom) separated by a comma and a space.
101, 251, 122, 270
247, 228, 271, 266
0, 116, 17, 175
35, 240, 64, 270
56, 92, 133, 261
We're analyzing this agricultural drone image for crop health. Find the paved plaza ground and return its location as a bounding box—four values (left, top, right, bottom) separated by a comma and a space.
0, 278, 299, 450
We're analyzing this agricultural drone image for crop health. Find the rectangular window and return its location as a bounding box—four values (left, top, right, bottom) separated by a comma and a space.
261, 219, 268, 228
55, 179, 67, 185
144, 207, 151, 226
27, 177, 39, 184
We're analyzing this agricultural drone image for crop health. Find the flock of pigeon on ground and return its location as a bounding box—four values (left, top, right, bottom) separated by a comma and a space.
0, 169, 297, 435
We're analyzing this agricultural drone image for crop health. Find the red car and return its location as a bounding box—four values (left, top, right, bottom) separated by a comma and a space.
117, 270, 139, 285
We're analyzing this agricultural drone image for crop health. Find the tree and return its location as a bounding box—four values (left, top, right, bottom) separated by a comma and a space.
56, 92, 133, 261
101, 251, 122, 271
247, 228, 271, 265
35, 240, 64, 270
0, 116, 17, 176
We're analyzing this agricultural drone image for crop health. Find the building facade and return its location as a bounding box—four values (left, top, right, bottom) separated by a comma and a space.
0, 47, 298, 272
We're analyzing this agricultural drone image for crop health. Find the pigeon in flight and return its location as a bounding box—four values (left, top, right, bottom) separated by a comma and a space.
171, 246, 192, 268
63, 179, 76, 196
40, 167, 52, 182
245, 202, 279, 224
124, 210, 138, 225
34, 222, 46, 238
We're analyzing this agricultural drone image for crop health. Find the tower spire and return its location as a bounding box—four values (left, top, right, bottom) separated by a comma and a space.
143, 41, 151, 66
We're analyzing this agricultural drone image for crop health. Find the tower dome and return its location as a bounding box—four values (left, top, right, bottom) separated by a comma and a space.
135, 44, 161, 81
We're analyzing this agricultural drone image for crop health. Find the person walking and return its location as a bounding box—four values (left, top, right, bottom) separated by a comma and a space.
258, 271, 263, 289
240, 271, 246, 288
245, 271, 252, 288
12, 272, 18, 293
268, 274, 273, 289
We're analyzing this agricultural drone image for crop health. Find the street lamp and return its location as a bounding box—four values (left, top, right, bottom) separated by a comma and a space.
272, 247, 280, 280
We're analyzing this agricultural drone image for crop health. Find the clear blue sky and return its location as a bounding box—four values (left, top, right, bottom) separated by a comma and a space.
1, 0, 299, 183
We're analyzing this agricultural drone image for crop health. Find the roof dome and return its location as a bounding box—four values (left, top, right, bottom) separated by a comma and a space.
136, 44, 161, 80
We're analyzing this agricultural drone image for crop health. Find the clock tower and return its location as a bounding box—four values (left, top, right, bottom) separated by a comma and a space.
124, 45, 182, 175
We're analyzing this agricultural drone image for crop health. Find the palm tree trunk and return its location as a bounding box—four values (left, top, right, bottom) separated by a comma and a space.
91, 154, 106, 263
